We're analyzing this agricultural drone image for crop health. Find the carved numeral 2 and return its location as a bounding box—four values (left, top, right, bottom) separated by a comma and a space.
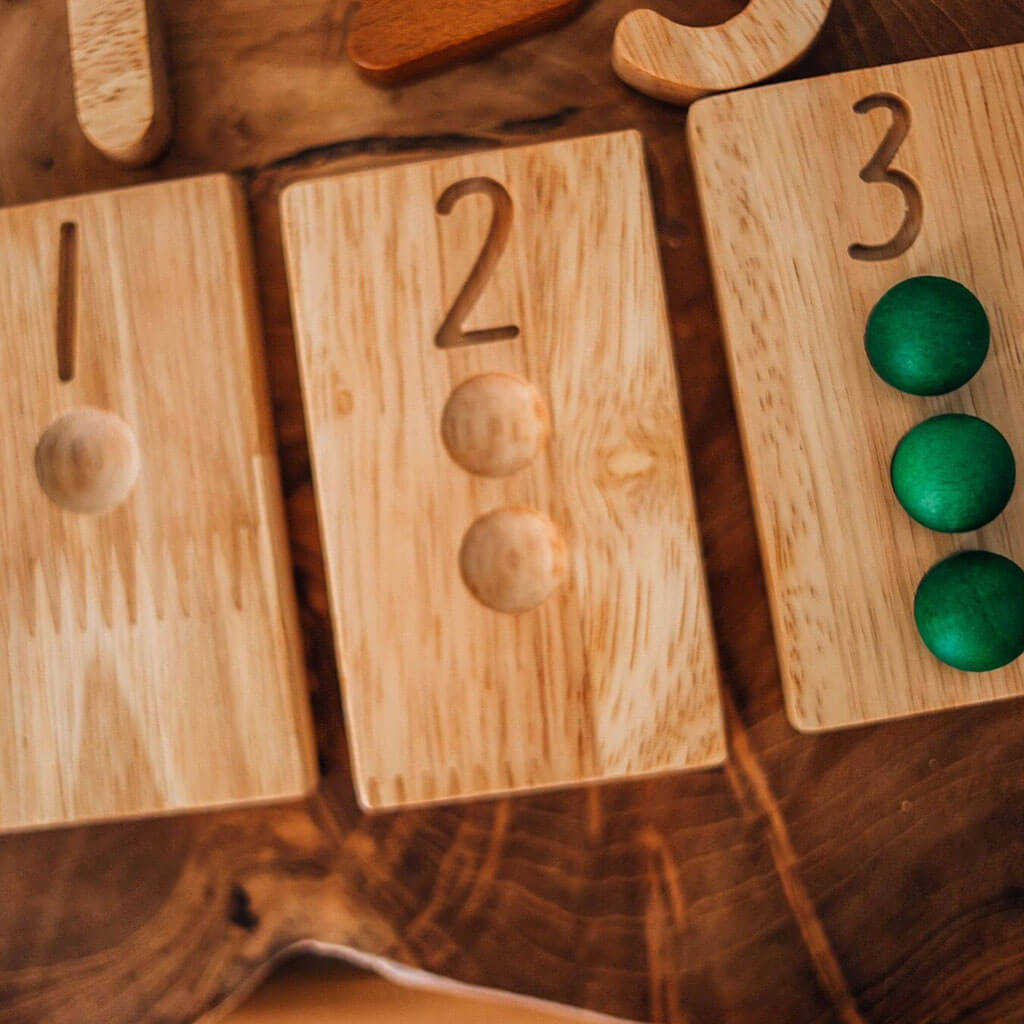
849, 93, 924, 262
435, 177, 520, 349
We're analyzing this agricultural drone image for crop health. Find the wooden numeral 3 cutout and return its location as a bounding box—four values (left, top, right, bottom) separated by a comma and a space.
612, 0, 833, 105
282, 131, 725, 810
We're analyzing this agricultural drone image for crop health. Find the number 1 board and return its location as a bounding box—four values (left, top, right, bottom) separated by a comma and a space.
282, 130, 725, 809
689, 42, 1024, 731
0, 175, 315, 831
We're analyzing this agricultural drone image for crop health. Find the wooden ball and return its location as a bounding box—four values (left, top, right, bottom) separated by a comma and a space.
459, 507, 568, 613
891, 414, 1015, 532
35, 407, 139, 515
441, 373, 549, 477
915, 551, 1024, 672
865, 276, 989, 395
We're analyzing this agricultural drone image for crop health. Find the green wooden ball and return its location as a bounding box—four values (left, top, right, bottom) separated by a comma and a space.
891, 414, 1015, 532
865, 276, 989, 395
915, 551, 1024, 672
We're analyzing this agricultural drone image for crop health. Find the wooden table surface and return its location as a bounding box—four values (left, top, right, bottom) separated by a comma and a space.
4, 2, 1024, 1022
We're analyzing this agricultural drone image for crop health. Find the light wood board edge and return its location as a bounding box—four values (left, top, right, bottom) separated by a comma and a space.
224, 175, 319, 796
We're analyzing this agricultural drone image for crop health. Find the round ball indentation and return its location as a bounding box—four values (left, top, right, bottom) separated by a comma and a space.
891, 414, 1015, 532
459, 507, 568, 613
35, 407, 140, 515
441, 373, 549, 478
865, 276, 989, 395
915, 551, 1024, 672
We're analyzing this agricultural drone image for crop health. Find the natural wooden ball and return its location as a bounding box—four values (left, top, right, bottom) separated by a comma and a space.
35, 407, 140, 515
891, 414, 1015, 532
915, 551, 1024, 672
865, 276, 989, 395
459, 507, 568, 613
441, 373, 550, 478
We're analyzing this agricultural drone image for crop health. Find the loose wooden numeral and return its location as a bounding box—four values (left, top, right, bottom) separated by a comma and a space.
435, 177, 520, 349
849, 93, 923, 262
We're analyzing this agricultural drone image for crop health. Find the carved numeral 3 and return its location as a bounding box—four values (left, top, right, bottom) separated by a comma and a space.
849, 93, 924, 262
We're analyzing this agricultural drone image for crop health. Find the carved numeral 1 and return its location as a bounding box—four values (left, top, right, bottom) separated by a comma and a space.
56, 221, 78, 381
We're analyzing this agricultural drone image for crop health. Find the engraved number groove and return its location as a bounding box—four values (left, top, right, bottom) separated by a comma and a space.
849, 93, 923, 262
435, 178, 520, 349
56, 221, 79, 381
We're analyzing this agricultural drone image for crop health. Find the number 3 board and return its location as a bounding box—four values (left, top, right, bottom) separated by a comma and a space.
689, 42, 1024, 731
282, 130, 725, 809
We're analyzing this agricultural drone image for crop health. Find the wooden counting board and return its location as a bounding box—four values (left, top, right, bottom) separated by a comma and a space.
0, 175, 315, 831
690, 42, 1024, 731
282, 130, 725, 810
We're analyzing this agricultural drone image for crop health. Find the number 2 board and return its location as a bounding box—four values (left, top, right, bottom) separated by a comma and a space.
282, 130, 725, 809
689, 42, 1024, 731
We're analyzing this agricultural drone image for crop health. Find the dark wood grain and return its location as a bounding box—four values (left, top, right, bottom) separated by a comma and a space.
3, 2, 1024, 1022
